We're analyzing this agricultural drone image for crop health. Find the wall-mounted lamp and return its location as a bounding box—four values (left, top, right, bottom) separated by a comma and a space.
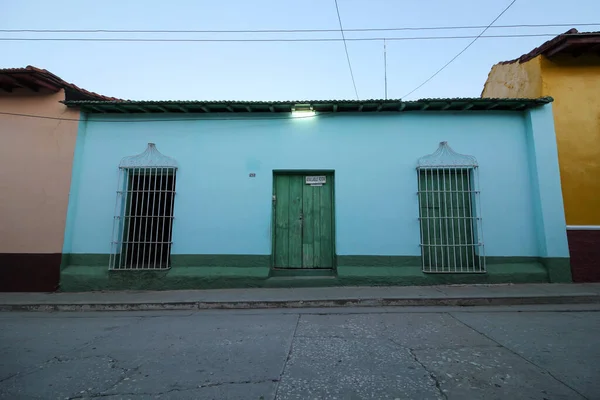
291, 104, 316, 118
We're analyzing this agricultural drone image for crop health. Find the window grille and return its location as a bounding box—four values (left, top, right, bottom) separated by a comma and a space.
416, 142, 485, 273
109, 143, 178, 270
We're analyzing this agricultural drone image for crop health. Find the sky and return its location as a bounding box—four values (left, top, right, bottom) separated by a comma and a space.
2, 0, 600, 101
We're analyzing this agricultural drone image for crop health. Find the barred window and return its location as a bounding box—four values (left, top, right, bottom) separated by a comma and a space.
109, 143, 178, 270
416, 142, 485, 273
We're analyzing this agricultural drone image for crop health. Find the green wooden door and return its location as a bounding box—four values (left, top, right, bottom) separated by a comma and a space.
274, 174, 334, 269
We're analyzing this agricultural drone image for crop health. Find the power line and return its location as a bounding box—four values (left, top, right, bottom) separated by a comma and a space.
1, 22, 598, 34
0, 110, 334, 123
0, 32, 588, 42
402, 0, 518, 99
334, 0, 359, 100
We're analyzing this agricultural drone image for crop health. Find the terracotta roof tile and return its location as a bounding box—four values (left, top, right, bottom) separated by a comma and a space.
0, 65, 119, 101
501, 28, 600, 64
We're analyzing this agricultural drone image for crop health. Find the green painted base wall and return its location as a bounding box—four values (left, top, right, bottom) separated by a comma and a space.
59, 254, 571, 292
63, 254, 271, 268
542, 257, 572, 283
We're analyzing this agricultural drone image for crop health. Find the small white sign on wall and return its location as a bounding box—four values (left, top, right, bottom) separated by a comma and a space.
306, 175, 326, 186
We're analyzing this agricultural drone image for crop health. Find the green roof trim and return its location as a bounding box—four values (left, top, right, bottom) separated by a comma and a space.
62, 97, 553, 114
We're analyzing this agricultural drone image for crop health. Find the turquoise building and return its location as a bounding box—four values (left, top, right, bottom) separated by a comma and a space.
59, 98, 571, 290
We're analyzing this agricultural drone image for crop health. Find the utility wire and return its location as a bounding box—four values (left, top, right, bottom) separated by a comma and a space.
0, 32, 588, 42
1, 22, 598, 34
402, 0, 518, 99
334, 0, 359, 100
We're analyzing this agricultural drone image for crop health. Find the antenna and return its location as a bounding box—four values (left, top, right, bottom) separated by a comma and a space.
384, 39, 388, 100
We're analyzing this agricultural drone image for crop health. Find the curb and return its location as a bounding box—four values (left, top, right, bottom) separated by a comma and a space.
1, 295, 599, 312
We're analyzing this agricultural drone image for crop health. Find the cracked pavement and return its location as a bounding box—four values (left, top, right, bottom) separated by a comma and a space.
1, 304, 599, 399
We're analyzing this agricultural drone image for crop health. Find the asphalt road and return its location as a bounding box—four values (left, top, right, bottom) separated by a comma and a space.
1, 305, 599, 400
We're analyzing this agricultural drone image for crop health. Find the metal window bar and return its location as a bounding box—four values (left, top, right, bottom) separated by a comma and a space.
473, 164, 486, 272
109, 143, 178, 271
109, 167, 177, 270
416, 142, 485, 274
417, 167, 484, 273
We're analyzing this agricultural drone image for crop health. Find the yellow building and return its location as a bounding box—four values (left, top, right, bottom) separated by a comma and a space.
482, 29, 600, 282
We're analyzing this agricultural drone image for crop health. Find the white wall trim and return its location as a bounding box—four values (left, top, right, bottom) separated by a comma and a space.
566, 225, 600, 231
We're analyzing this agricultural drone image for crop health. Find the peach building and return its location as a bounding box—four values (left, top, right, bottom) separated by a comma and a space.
0, 66, 115, 291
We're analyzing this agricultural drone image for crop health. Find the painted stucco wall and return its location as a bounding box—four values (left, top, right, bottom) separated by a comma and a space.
539, 55, 600, 225
0, 89, 79, 253
63, 109, 568, 259
482, 55, 600, 225
524, 104, 569, 258
482, 57, 543, 99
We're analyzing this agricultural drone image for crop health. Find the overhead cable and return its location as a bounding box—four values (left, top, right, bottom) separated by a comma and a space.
1, 22, 598, 34
402, 0, 519, 98
0, 32, 593, 42
334, 0, 359, 100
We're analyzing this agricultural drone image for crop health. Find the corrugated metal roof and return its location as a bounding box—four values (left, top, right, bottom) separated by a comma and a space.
62, 97, 553, 114
66, 99, 406, 105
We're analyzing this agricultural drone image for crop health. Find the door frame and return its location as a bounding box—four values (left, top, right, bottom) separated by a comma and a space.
270, 170, 337, 270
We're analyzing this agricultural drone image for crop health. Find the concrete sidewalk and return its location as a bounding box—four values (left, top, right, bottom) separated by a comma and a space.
1, 283, 600, 311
